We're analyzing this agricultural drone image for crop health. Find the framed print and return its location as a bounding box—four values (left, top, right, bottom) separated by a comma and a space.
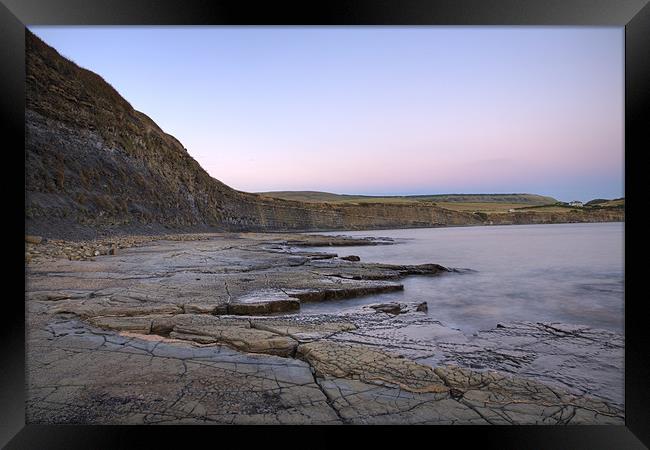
1, 0, 648, 447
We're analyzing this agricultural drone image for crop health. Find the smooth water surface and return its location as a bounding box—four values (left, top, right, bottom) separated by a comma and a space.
300, 223, 624, 333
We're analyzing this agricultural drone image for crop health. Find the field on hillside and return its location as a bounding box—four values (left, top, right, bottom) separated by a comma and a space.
509, 199, 625, 214
258, 191, 558, 210
433, 202, 539, 212
498, 206, 583, 213
593, 198, 625, 208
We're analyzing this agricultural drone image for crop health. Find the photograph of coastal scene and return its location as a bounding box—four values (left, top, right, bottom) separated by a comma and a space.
25, 27, 624, 425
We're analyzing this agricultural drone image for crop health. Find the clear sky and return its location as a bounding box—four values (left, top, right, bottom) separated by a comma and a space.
30, 27, 624, 202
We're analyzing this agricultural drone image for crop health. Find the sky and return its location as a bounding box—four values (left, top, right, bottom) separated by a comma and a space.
30, 27, 624, 202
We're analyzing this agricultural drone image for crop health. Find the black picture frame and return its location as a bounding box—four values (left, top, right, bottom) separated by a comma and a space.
2, 0, 648, 447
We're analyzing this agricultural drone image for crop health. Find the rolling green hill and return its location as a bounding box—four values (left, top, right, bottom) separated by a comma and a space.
258, 191, 558, 207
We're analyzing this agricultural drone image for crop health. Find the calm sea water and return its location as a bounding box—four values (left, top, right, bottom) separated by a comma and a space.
300, 223, 624, 333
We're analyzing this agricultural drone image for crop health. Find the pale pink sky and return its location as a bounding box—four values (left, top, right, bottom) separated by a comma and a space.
32, 27, 624, 201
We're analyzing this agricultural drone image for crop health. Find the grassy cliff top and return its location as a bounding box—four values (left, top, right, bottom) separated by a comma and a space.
258, 191, 559, 206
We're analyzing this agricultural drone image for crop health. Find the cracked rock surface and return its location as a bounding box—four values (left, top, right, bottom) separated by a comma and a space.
26, 232, 623, 424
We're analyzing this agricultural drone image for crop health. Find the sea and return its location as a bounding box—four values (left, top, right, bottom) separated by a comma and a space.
299, 222, 624, 334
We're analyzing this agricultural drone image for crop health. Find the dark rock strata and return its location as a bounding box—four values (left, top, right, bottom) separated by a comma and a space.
26, 31, 481, 239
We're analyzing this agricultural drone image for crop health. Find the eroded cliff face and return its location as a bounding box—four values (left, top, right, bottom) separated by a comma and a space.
25, 30, 482, 239
484, 209, 624, 225
24, 31, 622, 239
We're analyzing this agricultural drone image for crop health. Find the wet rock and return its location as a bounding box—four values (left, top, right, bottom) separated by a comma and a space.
228, 299, 300, 315
416, 302, 428, 312
434, 321, 625, 409
286, 282, 403, 303
27, 319, 338, 425
449, 388, 464, 399
251, 318, 356, 341
297, 340, 448, 394
387, 263, 450, 276
360, 301, 428, 316
150, 316, 176, 336
369, 303, 404, 315
228, 290, 301, 315
26, 235, 43, 244
51, 303, 183, 319
318, 378, 478, 424
293, 251, 337, 260
283, 236, 393, 247
340, 255, 360, 261
286, 256, 307, 266
448, 268, 477, 274
170, 315, 298, 357
25, 232, 624, 424
183, 303, 218, 315
29, 301, 624, 424
212, 304, 229, 315
433, 365, 622, 424
88, 315, 153, 334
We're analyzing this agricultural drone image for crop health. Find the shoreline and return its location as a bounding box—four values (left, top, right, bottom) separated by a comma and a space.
25, 231, 624, 424
25, 218, 625, 246
300, 219, 625, 235
25, 220, 624, 264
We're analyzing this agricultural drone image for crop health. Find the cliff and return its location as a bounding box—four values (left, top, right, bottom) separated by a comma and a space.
485, 209, 624, 225
24, 30, 622, 240
25, 30, 485, 239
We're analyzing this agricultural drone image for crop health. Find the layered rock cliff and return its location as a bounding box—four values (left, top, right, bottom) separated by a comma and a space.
25, 30, 623, 240
485, 209, 624, 225
25, 30, 483, 239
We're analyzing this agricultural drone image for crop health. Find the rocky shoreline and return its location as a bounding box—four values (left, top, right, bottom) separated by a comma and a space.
24, 232, 394, 264
26, 232, 623, 424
